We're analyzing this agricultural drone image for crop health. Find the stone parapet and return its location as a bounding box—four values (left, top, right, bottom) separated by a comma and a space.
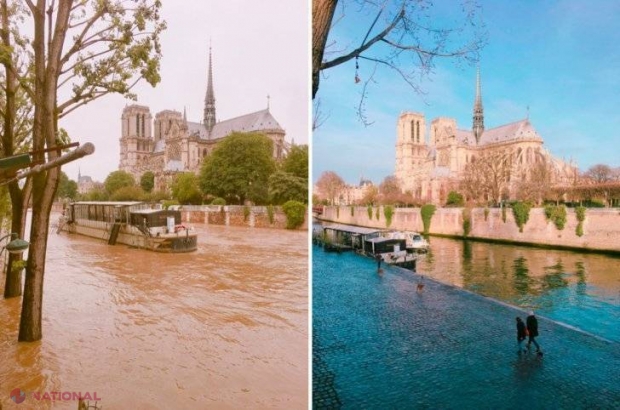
320, 205, 620, 253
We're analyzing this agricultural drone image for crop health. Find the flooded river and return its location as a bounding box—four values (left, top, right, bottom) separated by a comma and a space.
1, 217, 308, 409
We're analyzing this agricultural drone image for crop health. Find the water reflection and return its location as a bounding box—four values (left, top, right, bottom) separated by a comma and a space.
1, 220, 307, 409
416, 237, 620, 342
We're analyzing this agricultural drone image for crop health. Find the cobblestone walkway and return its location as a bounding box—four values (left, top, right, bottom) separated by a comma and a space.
313, 247, 620, 409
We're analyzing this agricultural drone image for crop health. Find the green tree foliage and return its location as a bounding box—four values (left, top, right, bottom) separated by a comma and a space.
282, 200, 306, 229
421, 204, 436, 234
83, 186, 108, 201
104, 171, 135, 196
282, 144, 308, 180
446, 191, 464, 207
140, 171, 155, 193
110, 185, 146, 201
171, 172, 202, 205
211, 197, 226, 205
56, 172, 78, 200
268, 171, 307, 204
145, 190, 170, 203
367, 205, 373, 219
200, 132, 276, 205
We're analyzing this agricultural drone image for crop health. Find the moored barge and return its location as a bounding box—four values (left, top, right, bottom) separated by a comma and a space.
59, 201, 197, 253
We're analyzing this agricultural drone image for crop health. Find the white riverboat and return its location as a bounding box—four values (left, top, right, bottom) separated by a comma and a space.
59, 201, 197, 253
386, 231, 430, 253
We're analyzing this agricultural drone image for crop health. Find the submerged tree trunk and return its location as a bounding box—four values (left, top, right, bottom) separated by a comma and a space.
18, 0, 68, 342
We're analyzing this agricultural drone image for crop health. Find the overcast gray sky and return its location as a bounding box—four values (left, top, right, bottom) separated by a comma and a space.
60, 0, 309, 182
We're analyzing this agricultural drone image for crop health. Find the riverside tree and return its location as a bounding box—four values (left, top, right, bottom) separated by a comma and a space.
171, 172, 202, 205
315, 170, 345, 205
200, 132, 276, 205
1, 0, 35, 299
104, 170, 135, 197
4, 0, 165, 342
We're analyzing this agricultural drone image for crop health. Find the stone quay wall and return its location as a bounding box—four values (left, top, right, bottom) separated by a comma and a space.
178, 205, 308, 230
52, 203, 308, 230
320, 206, 620, 253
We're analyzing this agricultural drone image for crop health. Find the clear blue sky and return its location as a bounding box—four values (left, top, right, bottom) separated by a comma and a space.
313, 0, 620, 185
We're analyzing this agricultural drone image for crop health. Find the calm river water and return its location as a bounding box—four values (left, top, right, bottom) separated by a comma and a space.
416, 236, 620, 342
1, 216, 308, 409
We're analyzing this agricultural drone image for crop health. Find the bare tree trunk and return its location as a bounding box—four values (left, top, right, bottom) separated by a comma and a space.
312, 0, 337, 99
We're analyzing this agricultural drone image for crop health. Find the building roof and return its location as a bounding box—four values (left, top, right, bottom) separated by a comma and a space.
186, 108, 283, 141
456, 119, 542, 146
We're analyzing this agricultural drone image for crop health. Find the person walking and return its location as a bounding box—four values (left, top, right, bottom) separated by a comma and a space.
516, 317, 527, 354
526, 311, 542, 354
375, 253, 383, 272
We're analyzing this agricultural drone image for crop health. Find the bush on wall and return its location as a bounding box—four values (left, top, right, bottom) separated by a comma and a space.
512, 202, 531, 233
575, 206, 586, 237
421, 204, 436, 235
544, 204, 567, 230
367, 205, 373, 220
282, 201, 306, 229
462, 208, 471, 237
384, 205, 394, 227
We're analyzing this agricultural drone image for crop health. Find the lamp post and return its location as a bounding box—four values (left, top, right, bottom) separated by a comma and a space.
2, 233, 30, 299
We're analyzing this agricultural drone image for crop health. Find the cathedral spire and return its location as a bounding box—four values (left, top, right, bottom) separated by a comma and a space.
472, 66, 484, 144
204, 45, 216, 134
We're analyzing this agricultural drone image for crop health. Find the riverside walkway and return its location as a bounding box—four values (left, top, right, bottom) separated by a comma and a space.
313, 247, 620, 409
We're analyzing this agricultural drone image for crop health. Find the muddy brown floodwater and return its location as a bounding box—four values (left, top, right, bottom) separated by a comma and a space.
1, 217, 308, 409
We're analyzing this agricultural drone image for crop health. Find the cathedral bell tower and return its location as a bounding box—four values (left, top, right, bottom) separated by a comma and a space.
395, 112, 426, 193
472, 67, 484, 144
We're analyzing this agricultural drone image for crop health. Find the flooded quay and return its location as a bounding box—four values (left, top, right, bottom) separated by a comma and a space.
1, 218, 308, 409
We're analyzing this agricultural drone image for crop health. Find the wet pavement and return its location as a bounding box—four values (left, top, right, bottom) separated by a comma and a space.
313, 247, 620, 409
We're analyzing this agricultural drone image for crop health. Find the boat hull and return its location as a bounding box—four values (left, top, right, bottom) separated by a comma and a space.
62, 219, 198, 253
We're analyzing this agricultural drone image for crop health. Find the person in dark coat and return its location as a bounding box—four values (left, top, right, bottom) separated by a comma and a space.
375, 254, 383, 271
516, 317, 527, 354
526, 311, 541, 353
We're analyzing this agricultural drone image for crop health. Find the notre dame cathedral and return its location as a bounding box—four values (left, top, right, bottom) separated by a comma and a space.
395, 69, 577, 204
119, 49, 287, 192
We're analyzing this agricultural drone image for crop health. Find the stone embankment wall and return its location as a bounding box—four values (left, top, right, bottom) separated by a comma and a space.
52, 203, 308, 230
320, 206, 620, 253
178, 205, 308, 230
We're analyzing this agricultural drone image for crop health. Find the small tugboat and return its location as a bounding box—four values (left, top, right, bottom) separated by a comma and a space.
59, 201, 197, 253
